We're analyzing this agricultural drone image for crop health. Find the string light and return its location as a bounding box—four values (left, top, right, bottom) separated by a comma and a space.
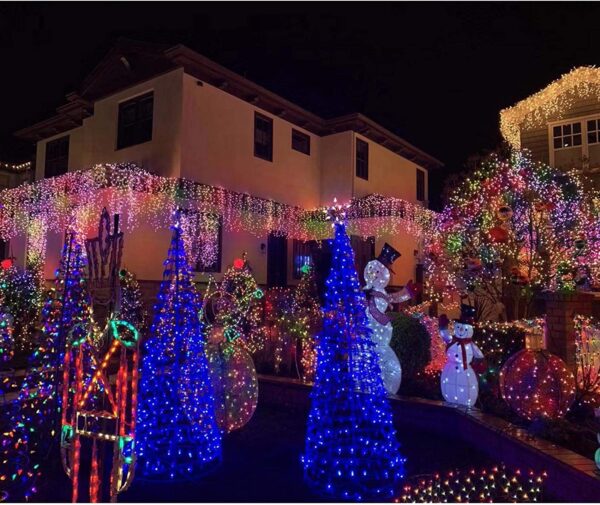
425, 151, 600, 314
499, 349, 576, 421
302, 219, 405, 501
500, 66, 600, 149
574, 314, 600, 406
136, 211, 221, 480
398, 464, 547, 503
0, 161, 32, 172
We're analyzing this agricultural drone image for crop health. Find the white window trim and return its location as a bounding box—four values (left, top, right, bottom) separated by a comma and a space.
548, 113, 600, 167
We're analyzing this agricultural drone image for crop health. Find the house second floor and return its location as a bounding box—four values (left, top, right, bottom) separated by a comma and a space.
500, 66, 600, 188
15, 39, 442, 211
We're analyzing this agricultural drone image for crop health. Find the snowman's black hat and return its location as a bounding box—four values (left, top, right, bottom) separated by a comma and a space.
376, 243, 401, 274
454, 303, 476, 326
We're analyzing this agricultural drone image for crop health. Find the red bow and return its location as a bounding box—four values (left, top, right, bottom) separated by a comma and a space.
447, 337, 473, 370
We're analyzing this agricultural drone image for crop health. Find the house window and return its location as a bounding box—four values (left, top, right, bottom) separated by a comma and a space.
44, 136, 69, 178
416, 168, 426, 202
356, 138, 369, 180
291, 129, 310, 155
117, 92, 154, 150
193, 214, 223, 273
553, 122, 582, 149
293, 240, 317, 279
254, 112, 273, 161
587, 119, 600, 145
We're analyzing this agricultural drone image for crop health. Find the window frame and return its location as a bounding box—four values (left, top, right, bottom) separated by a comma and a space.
291, 128, 311, 155
116, 91, 154, 150
552, 121, 582, 150
292, 239, 318, 279
356, 138, 369, 180
416, 168, 426, 202
193, 213, 223, 274
254, 112, 273, 162
548, 113, 600, 168
44, 135, 70, 178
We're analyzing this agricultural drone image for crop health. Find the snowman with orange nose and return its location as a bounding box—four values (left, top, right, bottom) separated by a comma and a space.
438, 304, 484, 407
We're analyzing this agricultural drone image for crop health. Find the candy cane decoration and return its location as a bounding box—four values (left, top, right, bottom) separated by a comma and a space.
61, 318, 139, 502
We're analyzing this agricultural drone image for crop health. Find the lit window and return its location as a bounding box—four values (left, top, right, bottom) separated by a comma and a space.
553, 122, 581, 149
587, 119, 600, 145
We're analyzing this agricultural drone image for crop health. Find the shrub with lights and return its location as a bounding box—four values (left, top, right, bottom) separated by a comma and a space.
136, 214, 221, 480
426, 150, 600, 320
302, 214, 405, 501
499, 349, 576, 421
0, 264, 43, 354
0, 231, 91, 501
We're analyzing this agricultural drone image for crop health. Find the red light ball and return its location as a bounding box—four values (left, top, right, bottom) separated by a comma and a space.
233, 258, 245, 270
499, 349, 575, 421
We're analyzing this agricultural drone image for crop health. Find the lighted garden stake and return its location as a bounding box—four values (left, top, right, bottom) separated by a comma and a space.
136, 211, 221, 480
302, 201, 405, 501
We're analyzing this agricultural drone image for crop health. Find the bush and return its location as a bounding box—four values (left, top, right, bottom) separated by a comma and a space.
390, 313, 431, 381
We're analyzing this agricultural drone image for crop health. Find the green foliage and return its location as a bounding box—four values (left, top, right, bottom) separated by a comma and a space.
390, 313, 431, 380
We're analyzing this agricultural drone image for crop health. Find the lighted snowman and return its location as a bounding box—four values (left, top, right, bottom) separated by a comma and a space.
363, 243, 416, 395
438, 304, 484, 407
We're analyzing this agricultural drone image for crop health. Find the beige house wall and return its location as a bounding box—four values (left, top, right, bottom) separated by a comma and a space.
23, 68, 431, 288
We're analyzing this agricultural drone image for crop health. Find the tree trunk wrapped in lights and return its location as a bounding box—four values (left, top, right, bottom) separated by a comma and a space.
136, 213, 221, 480
302, 218, 405, 501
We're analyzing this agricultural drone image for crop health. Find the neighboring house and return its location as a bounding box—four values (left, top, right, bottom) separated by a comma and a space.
14, 38, 442, 288
500, 66, 600, 189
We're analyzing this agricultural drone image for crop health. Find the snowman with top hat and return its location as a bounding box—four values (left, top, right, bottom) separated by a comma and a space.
438, 304, 484, 407
363, 243, 417, 394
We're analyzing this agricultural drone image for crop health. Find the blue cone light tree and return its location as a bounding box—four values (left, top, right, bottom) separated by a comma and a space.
136, 213, 222, 480
302, 216, 405, 501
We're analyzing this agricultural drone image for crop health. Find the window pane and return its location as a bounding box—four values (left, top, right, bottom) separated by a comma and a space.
563, 124, 571, 134
573, 122, 581, 134
588, 120, 596, 131
573, 134, 582, 146
553, 126, 561, 137
554, 137, 562, 149
117, 92, 154, 149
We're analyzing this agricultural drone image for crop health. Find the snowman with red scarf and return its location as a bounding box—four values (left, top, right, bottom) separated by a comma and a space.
439, 304, 484, 407
363, 243, 417, 394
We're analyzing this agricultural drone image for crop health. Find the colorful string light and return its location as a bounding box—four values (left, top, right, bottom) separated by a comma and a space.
398, 464, 547, 503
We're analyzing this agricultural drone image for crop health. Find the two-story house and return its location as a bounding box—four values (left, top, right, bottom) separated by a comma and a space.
500, 66, 600, 189
14, 38, 442, 289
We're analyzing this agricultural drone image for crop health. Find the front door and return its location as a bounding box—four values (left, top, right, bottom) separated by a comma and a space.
267, 233, 287, 287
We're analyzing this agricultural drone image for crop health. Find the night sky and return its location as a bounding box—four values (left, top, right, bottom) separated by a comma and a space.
1, 2, 599, 208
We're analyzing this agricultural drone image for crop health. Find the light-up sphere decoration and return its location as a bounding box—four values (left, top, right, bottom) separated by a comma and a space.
499, 349, 576, 421
206, 330, 258, 433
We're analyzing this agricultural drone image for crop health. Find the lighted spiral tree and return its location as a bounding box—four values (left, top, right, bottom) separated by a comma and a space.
0, 231, 91, 500
136, 213, 221, 480
302, 212, 405, 501
426, 150, 600, 320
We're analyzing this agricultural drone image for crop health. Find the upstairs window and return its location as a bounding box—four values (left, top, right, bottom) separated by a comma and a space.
117, 92, 154, 150
292, 129, 310, 155
588, 119, 600, 145
553, 122, 581, 149
254, 112, 273, 161
356, 138, 369, 180
45, 136, 69, 178
416, 168, 426, 202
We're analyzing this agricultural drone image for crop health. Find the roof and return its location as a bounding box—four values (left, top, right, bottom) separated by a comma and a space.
15, 38, 443, 170
500, 66, 600, 149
